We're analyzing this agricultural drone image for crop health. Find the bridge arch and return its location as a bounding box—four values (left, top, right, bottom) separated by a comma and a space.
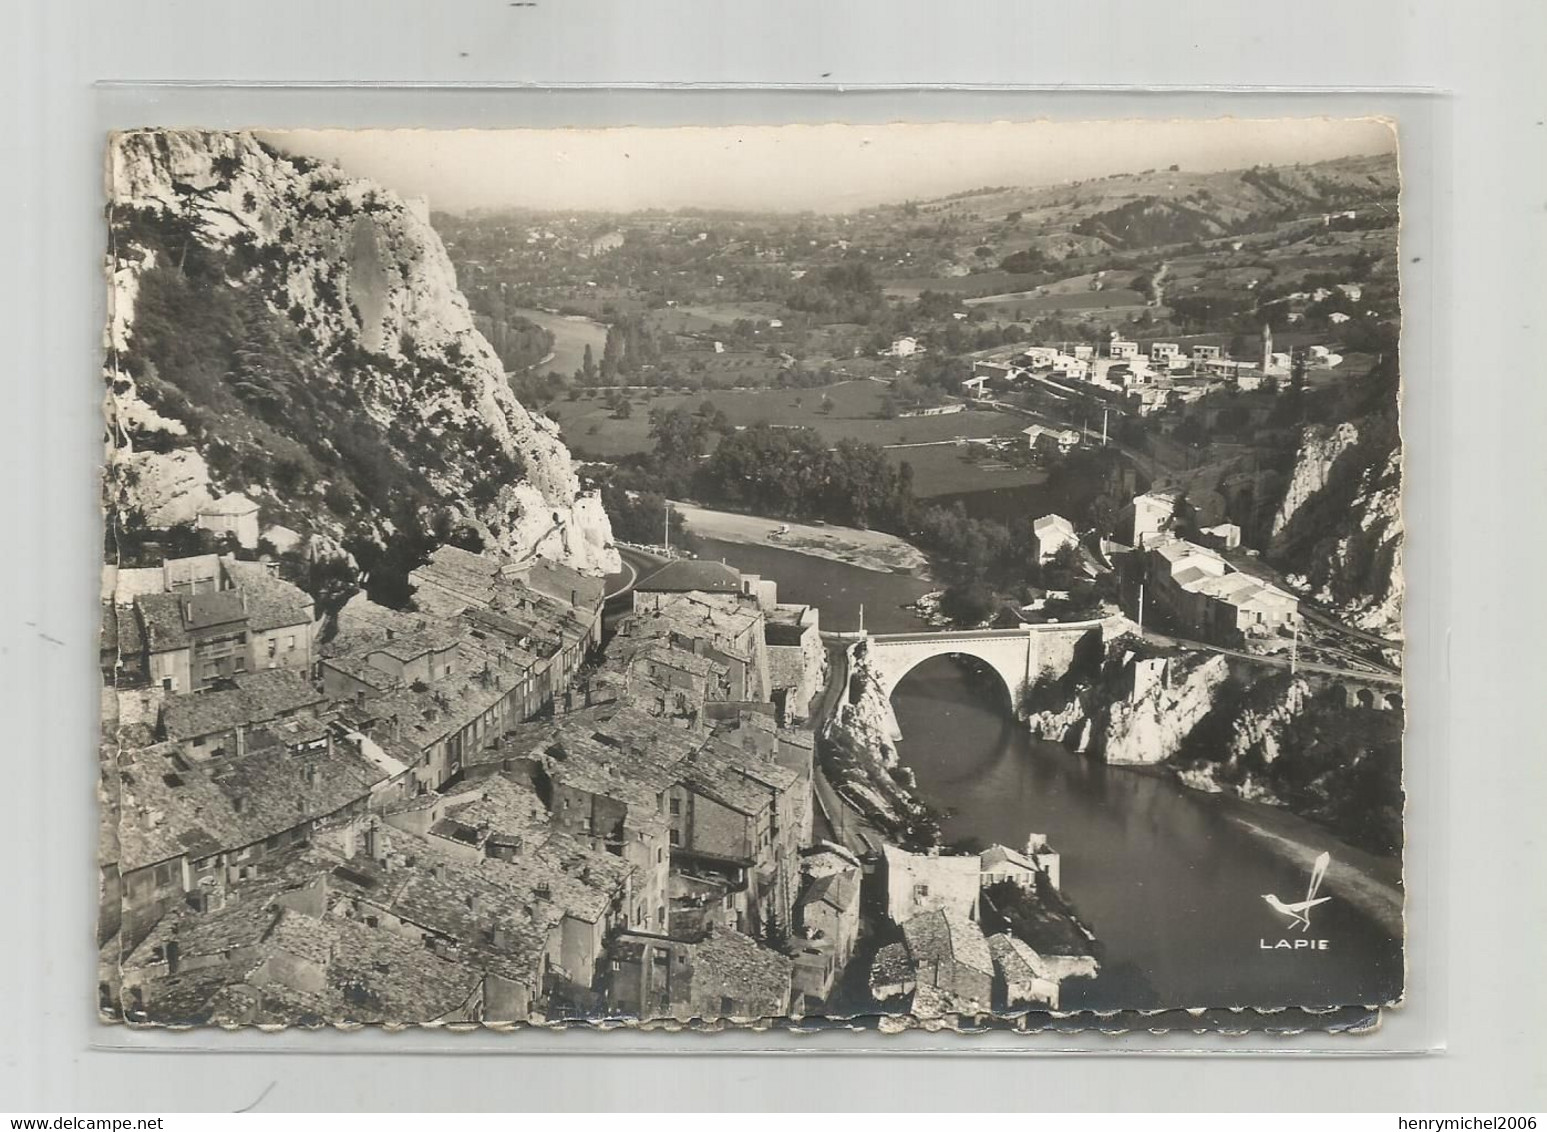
861, 621, 1109, 717
872, 640, 1025, 710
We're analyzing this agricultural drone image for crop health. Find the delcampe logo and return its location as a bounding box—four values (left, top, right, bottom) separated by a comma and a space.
1260, 851, 1332, 946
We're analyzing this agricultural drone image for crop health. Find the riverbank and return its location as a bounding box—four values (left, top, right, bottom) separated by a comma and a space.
1197, 786, 1405, 942
672, 501, 932, 578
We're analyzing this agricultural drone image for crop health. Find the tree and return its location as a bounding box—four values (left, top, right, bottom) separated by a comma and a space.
1041, 541, 1085, 591
939, 581, 998, 627
649, 406, 710, 457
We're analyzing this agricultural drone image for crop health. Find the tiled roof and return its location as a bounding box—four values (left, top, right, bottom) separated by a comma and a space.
690, 924, 792, 1019
987, 931, 1060, 984
312, 910, 483, 1023
520, 558, 605, 611
160, 668, 323, 742
1171, 564, 1212, 588
135, 593, 191, 653
116, 735, 389, 872
902, 908, 994, 978
798, 869, 860, 915
625, 594, 763, 654
869, 941, 913, 991
979, 843, 1037, 873
184, 590, 246, 630
220, 560, 314, 633
356, 639, 542, 751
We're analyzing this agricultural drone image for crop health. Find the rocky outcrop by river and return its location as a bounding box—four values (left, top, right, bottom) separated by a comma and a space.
818, 641, 942, 848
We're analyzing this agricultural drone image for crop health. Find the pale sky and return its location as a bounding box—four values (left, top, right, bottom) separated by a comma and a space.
261, 118, 1396, 215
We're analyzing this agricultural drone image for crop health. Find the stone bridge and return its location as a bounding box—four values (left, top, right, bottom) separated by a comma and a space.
859, 618, 1116, 712
1305, 670, 1404, 712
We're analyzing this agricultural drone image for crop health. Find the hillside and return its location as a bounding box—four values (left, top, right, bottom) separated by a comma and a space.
103, 130, 617, 589
871, 153, 1399, 259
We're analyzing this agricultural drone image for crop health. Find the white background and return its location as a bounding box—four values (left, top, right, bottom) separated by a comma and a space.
3, 0, 1545, 1112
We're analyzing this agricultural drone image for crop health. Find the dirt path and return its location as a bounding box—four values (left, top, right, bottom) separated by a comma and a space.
670, 502, 931, 577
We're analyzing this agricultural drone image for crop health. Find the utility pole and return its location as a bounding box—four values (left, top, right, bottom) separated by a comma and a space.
1290, 620, 1299, 677
663, 499, 671, 556
1137, 581, 1145, 636
858, 603, 865, 637
1101, 406, 1109, 447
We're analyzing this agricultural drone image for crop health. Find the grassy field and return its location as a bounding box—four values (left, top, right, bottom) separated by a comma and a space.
663, 302, 788, 326
883, 441, 1047, 498
550, 379, 1030, 493
963, 288, 1148, 315
882, 270, 1042, 300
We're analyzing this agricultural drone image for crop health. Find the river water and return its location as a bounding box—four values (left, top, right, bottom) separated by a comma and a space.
508, 307, 609, 380
892, 656, 1404, 1011
701, 535, 1404, 1011
690, 537, 935, 634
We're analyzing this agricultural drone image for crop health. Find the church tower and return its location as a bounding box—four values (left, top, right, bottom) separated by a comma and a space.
1261, 323, 1274, 372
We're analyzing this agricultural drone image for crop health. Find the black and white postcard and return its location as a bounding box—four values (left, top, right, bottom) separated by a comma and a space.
99, 120, 1404, 1031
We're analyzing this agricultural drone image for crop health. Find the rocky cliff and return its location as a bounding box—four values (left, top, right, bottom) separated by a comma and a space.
1027, 646, 1230, 766
1267, 406, 1403, 638
819, 642, 941, 848
104, 129, 617, 575
1034, 646, 1404, 855
1171, 671, 1404, 856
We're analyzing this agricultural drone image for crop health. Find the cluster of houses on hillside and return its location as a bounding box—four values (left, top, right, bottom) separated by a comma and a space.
99, 527, 1107, 1024
98, 538, 847, 1024
965, 326, 1344, 416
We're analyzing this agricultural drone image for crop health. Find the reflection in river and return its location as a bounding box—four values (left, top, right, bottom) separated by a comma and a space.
890, 655, 1404, 1011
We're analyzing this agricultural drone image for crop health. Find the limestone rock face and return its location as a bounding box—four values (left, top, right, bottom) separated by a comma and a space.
104, 129, 617, 574
1269, 422, 1360, 540
1099, 653, 1231, 765
1027, 652, 1230, 766
1269, 418, 1402, 638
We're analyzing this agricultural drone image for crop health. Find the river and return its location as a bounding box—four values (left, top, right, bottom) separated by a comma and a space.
690, 536, 935, 634
699, 536, 1404, 1011
508, 307, 609, 380
892, 656, 1404, 1011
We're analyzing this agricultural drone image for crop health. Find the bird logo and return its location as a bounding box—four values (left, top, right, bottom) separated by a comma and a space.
1261, 851, 1332, 933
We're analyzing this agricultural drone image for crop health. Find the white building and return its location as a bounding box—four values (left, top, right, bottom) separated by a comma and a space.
195, 492, 261, 550
1054, 355, 1089, 380
1031, 514, 1079, 565
1022, 424, 1081, 456
1132, 488, 1183, 548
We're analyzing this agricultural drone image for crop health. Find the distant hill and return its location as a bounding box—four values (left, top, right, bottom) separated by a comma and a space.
871, 153, 1399, 260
